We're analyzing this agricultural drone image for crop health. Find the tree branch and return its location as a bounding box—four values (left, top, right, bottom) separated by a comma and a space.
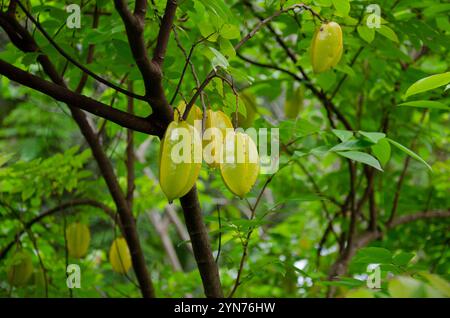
126, 81, 135, 208
0, 60, 163, 136
0, 199, 116, 260
153, 0, 177, 66
0, 11, 156, 297
180, 187, 223, 298
114, 0, 173, 123
241, 1, 353, 131
328, 210, 450, 283
9, 4, 146, 101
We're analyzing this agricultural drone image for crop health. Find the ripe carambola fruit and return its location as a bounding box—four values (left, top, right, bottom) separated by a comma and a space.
311, 22, 343, 73
159, 121, 202, 202
109, 237, 132, 274
66, 222, 91, 259
284, 85, 304, 119
203, 110, 233, 168
7, 249, 33, 287
220, 131, 260, 198
174, 101, 202, 126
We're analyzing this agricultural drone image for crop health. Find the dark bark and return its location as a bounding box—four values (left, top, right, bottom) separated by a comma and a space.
0, 60, 163, 136
180, 187, 223, 297
2, 0, 226, 298
0, 11, 156, 297
114, 0, 173, 122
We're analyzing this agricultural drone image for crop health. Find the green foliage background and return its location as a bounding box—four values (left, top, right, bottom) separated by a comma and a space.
0, 0, 449, 298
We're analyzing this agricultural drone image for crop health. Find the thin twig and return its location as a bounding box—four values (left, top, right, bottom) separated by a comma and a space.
15, 0, 146, 101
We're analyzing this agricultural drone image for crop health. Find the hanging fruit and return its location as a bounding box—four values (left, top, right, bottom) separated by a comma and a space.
311, 21, 343, 73
203, 110, 234, 168
109, 237, 132, 274
174, 101, 202, 127
284, 85, 304, 119
7, 249, 33, 287
66, 222, 91, 259
159, 121, 202, 202
220, 131, 260, 198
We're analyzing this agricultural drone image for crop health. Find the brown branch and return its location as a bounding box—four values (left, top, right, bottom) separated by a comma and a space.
387, 110, 428, 225
344, 161, 357, 253
242, 2, 353, 131
72, 107, 156, 298
0, 60, 163, 136
6, 0, 222, 299
328, 210, 450, 283
183, 2, 319, 121
0, 12, 156, 297
236, 1, 323, 52
0, 199, 116, 260
170, 31, 215, 105
115, 1, 223, 295
330, 47, 364, 99
180, 187, 223, 298
75, 4, 100, 93
11, 3, 146, 101
237, 52, 303, 81
389, 211, 450, 227
126, 81, 135, 208
228, 172, 278, 298
114, 0, 173, 123
153, 0, 177, 66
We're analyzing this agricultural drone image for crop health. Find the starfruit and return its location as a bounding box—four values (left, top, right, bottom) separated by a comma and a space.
203, 110, 233, 168
66, 222, 91, 259
174, 101, 202, 126
220, 131, 260, 198
7, 249, 33, 287
284, 85, 304, 119
311, 22, 343, 73
159, 121, 202, 202
109, 237, 132, 274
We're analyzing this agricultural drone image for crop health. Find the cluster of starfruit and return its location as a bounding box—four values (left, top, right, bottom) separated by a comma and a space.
5, 223, 132, 288
66, 222, 131, 274
159, 102, 260, 202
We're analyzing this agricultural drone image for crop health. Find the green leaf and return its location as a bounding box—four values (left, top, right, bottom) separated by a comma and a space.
332, 129, 353, 142
220, 24, 240, 40
393, 252, 415, 266
354, 247, 393, 264
397, 100, 449, 110
336, 151, 383, 171
371, 138, 391, 167
208, 47, 229, 71
330, 139, 373, 152
321, 277, 366, 288
357, 25, 375, 43
386, 138, 432, 170
376, 25, 399, 43
404, 72, 450, 99
359, 131, 386, 144
219, 37, 236, 58
332, 0, 350, 17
